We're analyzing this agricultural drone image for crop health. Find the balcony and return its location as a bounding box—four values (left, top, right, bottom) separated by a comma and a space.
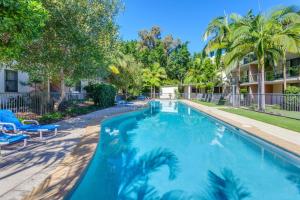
265, 71, 283, 81
240, 74, 258, 84
234, 66, 300, 85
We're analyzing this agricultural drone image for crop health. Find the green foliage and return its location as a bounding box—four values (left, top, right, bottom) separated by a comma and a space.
17, 0, 122, 104
204, 6, 300, 110
0, 0, 48, 60
39, 101, 100, 124
240, 88, 248, 94
39, 112, 64, 124
167, 42, 191, 83
184, 54, 220, 92
84, 83, 117, 108
108, 53, 143, 97
284, 86, 300, 111
285, 86, 300, 94
142, 62, 167, 95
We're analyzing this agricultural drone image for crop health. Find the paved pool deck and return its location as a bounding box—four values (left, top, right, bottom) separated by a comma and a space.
0, 102, 147, 200
181, 100, 300, 156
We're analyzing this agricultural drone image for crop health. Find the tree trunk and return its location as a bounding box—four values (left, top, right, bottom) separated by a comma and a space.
283, 54, 287, 93
237, 62, 240, 95
54, 69, 66, 111
47, 76, 51, 102
153, 87, 156, 99
150, 86, 153, 98
258, 58, 266, 111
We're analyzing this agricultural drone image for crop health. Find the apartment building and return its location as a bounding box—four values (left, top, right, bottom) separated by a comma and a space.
230, 53, 300, 95
0, 68, 90, 95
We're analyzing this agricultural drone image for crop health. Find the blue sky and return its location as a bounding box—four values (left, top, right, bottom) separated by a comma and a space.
117, 0, 300, 53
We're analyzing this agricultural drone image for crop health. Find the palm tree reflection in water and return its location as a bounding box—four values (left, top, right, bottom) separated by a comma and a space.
101, 128, 251, 200
100, 104, 250, 200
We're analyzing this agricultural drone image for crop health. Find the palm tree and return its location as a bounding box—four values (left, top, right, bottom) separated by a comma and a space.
109, 53, 143, 99
224, 10, 283, 111
142, 62, 167, 98
271, 6, 300, 92
184, 55, 205, 90
203, 14, 245, 98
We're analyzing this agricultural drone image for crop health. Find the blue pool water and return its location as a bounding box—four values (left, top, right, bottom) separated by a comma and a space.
69, 101, 300, 200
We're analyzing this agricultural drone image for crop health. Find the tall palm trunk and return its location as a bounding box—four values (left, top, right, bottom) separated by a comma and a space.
258, 57, 266, 111
282, 53, 287, 93
153, 87, 156, 98
150, 86, 153, 98
237, 62, 241, 107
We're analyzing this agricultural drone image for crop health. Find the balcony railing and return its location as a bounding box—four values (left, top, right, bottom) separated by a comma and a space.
240, 74, 258, 83
236, 66, 300, 84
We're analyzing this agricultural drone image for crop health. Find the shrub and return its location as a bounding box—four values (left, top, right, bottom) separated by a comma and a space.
240, 88, 248, 94
285, 86, 300, 94
39, 112, 64, 124
283, 86, 300, 111
84, 83, 117, 108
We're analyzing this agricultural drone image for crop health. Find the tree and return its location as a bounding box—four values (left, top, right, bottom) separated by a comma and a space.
108, 54, 143, 99
137, 26, 181, 69
142, 63, 167, 98
184, 53, 219, 93
224, 10, 283, 111
271, 6, 300, 92
167, 43, 191, 84
204, 13, 248, 96
0, 0, 48, 61
18, 0, 121, 108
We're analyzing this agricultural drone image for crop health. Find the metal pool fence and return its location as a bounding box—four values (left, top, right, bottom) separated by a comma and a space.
186, 93, 300, 120
0, 92, 87, 118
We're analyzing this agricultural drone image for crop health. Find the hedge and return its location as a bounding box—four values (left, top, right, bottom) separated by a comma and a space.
84, 83, 117, 108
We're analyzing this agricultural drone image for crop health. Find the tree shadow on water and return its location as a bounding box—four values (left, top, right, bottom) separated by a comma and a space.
95, 126, 182, 200
98, 115, 251, 200
201, 168, 251, 200
286, 173, 300, 194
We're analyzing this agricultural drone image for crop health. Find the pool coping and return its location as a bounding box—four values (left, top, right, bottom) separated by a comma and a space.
22, 104, 148, 200
180, 100, 300, 157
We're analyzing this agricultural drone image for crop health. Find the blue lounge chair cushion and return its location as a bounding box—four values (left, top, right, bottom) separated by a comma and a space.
18, 124, 59, 132
0, 110, 59, 132
0, 110, 23, 128
0, 133, 29, 145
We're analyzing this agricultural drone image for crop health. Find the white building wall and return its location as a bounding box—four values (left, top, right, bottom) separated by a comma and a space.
0, 69, 4, 93
18, 71, 33, 93
160, 86, 178, 99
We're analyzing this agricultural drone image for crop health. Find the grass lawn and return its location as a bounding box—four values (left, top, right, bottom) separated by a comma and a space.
192, 100, 223, 107
265, 106, 300, 120
219, 108, 300, 133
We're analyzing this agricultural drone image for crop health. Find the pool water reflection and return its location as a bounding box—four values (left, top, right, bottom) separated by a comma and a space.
69, 101, 300, 200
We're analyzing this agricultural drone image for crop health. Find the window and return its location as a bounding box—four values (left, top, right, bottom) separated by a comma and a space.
5, 70, 18, 92
75, 81, 81, 92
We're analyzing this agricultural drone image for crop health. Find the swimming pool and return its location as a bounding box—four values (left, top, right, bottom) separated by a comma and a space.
69, 101, 300, 200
